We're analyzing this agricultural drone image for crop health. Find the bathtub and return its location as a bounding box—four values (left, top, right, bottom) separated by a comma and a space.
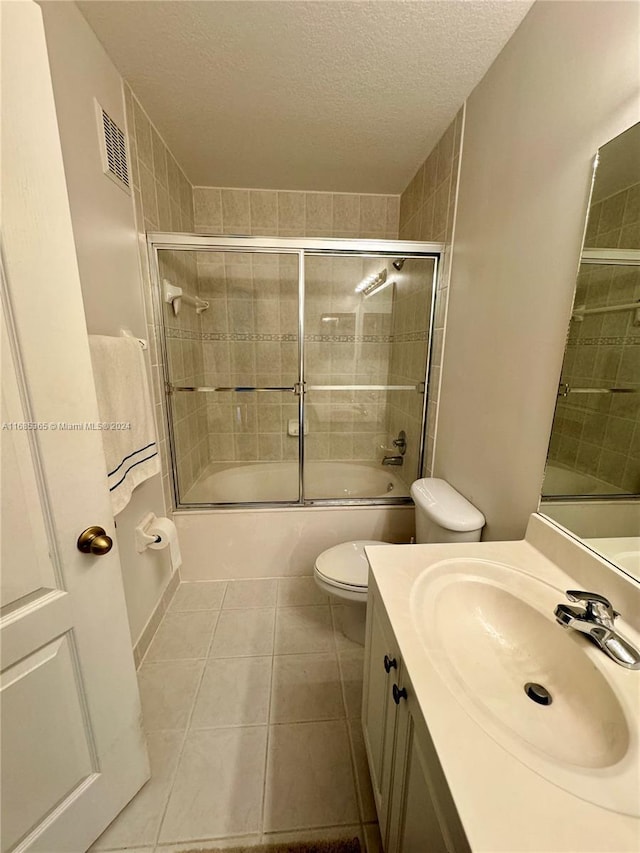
585, 536, 640, 576
183, 460, 410, 504
542, 463, 624, 497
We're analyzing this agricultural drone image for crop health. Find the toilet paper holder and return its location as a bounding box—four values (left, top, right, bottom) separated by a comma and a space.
135, 512, 163, 552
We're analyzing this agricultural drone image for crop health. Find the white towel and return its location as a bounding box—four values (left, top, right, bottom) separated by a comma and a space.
89, 335, 160, 515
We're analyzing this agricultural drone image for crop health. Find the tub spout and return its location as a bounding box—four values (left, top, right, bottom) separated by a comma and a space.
382, 454, 404, 466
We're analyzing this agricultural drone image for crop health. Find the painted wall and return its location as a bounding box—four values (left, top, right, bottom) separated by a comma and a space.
40, 1, 174, 645
435, 1, 640, 539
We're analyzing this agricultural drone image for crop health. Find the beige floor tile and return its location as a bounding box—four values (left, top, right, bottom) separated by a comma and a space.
363, 822, 384, 853
277, 576, 329, 607
90, 731, 182, 850
338, 648, 365, 720
191, 656, 272, 729
270, 653, 344, 723
210, 608, 275, 658
138, 660, 205, 731
159, 727, 268, 842
263, 720, 359, 831
223, 578, 277, 609
145, 611, 218, 662
348, 719, 377, 823
274, 606, 334, 655
168, 581, 227, 612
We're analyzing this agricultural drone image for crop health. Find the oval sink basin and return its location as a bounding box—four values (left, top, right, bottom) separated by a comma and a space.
410, 558, 638, 816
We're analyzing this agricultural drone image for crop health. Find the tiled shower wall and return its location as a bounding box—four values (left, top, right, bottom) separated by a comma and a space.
305, 255, 392, 466
398, 108, 464, 476
123, 83, 206, 503
548, 180, 640, 493
189, 190, 399, 473
193, 188, 399, 240
198, 251, 299, 465
385, 260, 434, 487
161, 250, 208, 494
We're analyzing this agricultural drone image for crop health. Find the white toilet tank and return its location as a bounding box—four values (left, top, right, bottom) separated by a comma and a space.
410, 478, 485, 543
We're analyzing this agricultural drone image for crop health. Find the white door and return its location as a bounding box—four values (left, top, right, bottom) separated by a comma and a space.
0, 3, 149, 851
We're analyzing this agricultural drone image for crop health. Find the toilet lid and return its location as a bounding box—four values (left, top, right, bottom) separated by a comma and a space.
315, 540, 388, 589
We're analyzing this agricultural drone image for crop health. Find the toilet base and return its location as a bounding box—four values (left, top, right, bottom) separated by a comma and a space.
336, 600, 366, 645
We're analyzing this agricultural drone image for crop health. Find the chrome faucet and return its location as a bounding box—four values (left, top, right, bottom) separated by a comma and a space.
554, 590, 640, 670
382, 454, 404, 466
382, 430, 406, 466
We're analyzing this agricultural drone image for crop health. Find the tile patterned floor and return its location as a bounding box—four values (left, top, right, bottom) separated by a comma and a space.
91, 578, 383, 853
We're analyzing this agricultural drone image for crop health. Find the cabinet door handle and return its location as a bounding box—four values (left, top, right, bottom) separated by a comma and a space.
384, 655, 397, 673
392, 683, 407, 705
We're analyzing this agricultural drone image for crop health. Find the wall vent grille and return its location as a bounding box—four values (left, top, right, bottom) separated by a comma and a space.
95, 100, 131, 194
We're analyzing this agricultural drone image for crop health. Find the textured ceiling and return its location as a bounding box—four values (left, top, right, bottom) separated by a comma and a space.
77, 0, 533, 193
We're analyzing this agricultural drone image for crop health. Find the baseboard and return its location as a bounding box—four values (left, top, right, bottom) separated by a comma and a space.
133, 568, 181, 668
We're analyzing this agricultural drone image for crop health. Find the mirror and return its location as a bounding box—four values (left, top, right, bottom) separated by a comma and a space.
540, 122, 640, 580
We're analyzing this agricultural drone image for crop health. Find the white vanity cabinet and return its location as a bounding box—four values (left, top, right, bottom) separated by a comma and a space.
362, 577, 470, 853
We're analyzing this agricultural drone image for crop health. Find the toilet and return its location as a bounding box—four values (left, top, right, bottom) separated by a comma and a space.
313, 478, 485, 644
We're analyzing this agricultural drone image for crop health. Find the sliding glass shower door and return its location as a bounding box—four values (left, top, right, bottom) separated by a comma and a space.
304, 254, 435, 500
159, 247, 302, 503
152, 236, 440, 508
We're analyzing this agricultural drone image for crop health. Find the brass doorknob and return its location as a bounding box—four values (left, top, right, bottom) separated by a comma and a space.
77, 526, 113, 556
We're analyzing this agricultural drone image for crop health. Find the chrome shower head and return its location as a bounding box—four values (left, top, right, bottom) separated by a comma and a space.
392, 258, 406, 271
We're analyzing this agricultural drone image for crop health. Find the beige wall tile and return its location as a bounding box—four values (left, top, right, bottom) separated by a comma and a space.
250, 189, 278, 230
151, 128, 168, 189
221, 188, 250, 231
306, 192, 333, 230
138, 162, 158, 226
359, 195, 388, 232
133, 98, 153, 169
333, 194, 360, 231
194, 187, 222, 231
277, 191, 306, 231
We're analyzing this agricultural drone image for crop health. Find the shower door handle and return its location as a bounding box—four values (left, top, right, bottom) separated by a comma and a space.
169, 384, 298, 393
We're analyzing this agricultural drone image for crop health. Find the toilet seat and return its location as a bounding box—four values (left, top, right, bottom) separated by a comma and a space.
314, 540, 388, 594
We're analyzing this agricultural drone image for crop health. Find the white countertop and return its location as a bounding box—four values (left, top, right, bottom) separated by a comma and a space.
365, 521, 640, 853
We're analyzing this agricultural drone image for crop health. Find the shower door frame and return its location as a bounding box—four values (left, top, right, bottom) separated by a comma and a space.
147, 234, 443, 510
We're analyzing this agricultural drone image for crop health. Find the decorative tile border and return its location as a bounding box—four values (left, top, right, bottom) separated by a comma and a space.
391, 330, 429, 343
305, 333, 391, 343
567, 335, 640, 346
166, 326, 428, 345
166, 327, 201, 340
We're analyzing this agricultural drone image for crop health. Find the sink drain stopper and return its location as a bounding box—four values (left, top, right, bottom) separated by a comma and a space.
524, 682, 552, 706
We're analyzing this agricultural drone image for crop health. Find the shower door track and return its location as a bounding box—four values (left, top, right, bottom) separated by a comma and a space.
148, 234, 443, 510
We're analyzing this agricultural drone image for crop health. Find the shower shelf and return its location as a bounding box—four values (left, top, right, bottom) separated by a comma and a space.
558, 383, 639, 397
571, 300, 640, 323
163, 279, 209, 315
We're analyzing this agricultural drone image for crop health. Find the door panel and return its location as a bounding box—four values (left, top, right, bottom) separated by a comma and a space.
1, 4, 148, 851
0, 324, 58, 611
304, 253, 435, 497
159, 247, 303, 505
1, 636, 96, 852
